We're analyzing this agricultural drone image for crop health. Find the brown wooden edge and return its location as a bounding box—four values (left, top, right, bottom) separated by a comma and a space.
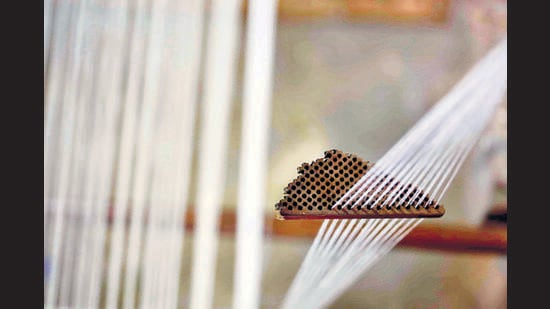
183, 209, 506, 255
92, 205, 506, 255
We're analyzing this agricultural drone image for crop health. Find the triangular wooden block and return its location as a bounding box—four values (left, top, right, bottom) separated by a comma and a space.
275, 149, 445, 220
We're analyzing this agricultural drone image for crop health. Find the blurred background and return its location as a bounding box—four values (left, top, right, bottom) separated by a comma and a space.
44, 0, 507, 308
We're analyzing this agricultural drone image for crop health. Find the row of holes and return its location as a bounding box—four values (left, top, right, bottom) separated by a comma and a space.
280, 151, 369, 212
280, 199, 437, 211
281, 177, 439, 211
277, 150, 441, 213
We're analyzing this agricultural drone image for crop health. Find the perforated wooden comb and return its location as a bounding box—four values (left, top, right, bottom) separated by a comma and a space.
275, 149, 445, 220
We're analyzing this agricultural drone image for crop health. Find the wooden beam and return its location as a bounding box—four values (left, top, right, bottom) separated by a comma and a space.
184, 208, 507, 255
89, 203, 506, 255
243, 0, 452, 24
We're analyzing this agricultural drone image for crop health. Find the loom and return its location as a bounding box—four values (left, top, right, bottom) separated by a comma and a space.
44, 0, 507, 308
281, 38, 506, 308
